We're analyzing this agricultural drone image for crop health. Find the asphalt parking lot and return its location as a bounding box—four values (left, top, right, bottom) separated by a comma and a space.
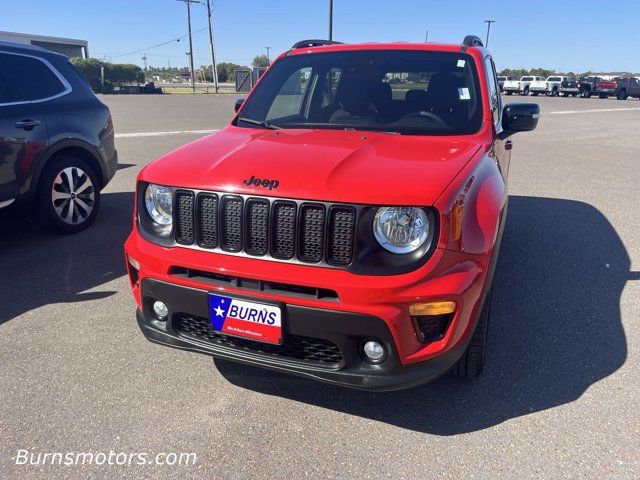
1, 93, 639, 479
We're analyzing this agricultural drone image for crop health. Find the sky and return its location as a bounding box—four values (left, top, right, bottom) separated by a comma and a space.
2, 0, 639, 73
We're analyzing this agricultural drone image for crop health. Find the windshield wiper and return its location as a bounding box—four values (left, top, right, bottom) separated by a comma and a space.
237, 117, 280, 130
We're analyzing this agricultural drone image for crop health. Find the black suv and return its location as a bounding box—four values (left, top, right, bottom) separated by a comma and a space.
0, 41, 117, 233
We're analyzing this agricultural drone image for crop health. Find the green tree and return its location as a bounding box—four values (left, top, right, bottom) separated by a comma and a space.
252, 55, 269, 68
216, 62, 249, 83
70, 57, 145, 93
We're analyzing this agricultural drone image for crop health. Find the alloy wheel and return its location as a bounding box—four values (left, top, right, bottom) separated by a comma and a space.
51, 167, 95, 225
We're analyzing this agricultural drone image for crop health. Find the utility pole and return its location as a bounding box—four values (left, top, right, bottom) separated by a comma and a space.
484, 20, 495, 47
204, 0, 219, 93
328, 0, 333, 40
424, 30, 428, 42
265, 47, 271, 64
141, 53, 148, 71
177, 0, 197, 92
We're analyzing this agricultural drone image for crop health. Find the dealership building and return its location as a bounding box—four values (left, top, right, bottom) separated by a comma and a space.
0, 31, 89, 58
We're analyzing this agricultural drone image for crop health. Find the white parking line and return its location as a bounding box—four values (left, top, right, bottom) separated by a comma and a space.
550, 107, 640, 115
115, 107, 639, 137
115, 129, 219, 138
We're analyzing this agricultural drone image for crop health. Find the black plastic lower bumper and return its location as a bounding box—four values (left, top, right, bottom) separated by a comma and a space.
137, 278, 468, 391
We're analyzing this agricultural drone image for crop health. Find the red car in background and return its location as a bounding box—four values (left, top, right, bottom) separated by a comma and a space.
124, 36, 539, 390
596, 78, 618, 98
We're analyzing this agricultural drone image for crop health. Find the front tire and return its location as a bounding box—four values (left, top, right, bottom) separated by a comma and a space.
599, 93, 607, 99
505, 91, 513, 95
36, 156, 101, 234
451, 286, 492, 378
617, 89, 627, 100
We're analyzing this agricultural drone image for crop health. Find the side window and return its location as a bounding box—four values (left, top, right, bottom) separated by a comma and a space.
0, 52, 66, 101
266, 67, 312, 121
0, 71, 11, 103
484, 57, 500, 125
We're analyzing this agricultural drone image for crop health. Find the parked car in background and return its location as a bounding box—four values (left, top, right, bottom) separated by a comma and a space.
125, 36, 540, 390
560, 77, 580, 97
497, 75, 514, 92
529, 76, 567, 96
577, 76, 604, 98
502, 76, 544, 95
0, 41, 117, 232
596, 78, 618, 99
613, 77, 640, 100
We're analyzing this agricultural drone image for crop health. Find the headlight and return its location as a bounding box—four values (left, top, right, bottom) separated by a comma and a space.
373, 207, 429, 254
145, 184, 173, 225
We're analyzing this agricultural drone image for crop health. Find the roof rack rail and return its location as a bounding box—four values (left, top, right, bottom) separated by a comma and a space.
462, 35, 484, 47
291, 39, 343, 49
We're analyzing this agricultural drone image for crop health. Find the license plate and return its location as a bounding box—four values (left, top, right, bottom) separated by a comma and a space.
208, 293, 282, 344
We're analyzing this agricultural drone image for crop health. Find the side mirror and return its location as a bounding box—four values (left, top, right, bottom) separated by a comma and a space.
500, 103, 540, 138
234, 98, 245, 113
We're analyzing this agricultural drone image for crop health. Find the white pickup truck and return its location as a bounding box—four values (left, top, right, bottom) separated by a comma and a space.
529, 76, 567, 96
502, 76, 545, 96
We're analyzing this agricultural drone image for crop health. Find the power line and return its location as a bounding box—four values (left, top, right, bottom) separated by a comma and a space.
105, 26, 207, 60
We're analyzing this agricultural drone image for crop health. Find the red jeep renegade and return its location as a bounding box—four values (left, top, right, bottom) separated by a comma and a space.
124, 36, 539, 390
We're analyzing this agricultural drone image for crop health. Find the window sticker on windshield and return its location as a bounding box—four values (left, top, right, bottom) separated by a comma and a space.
458, 87, 471, 100
457, 59, 466, 68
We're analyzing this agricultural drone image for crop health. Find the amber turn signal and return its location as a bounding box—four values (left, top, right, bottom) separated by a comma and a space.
409, 301, 456, 316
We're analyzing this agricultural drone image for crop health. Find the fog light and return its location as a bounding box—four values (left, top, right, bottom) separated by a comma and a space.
153, 300, 168, 320
362, 340, 386, 364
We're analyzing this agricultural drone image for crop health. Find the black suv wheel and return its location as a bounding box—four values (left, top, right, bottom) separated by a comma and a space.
36, 156, 101, 233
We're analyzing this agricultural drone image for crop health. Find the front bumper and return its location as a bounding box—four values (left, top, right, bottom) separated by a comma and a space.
136, 278, 473, 391
125, 229, 492, 390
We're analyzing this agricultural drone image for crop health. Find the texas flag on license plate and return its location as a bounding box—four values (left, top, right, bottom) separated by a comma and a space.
208, 294, 282, 345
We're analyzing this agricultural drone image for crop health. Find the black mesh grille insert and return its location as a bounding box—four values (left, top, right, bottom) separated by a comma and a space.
414, 314, 453, 343
299, 204, 325, 263
220, 196, 243, 252
174, 191, 194, 245
196, 193, 218, 248
327, 207, 356, 265
174, 313, 344, 368
271, 201, 296, 259
173, 190, 358, 270
245, 199, 269, 256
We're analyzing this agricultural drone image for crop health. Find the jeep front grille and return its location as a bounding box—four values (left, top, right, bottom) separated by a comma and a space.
173, 189, 357, 267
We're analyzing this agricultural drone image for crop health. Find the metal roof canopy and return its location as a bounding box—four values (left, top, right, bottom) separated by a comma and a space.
0, 31, 89, 57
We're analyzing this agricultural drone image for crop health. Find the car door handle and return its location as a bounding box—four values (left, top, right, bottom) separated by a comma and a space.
15, 119, 41, 130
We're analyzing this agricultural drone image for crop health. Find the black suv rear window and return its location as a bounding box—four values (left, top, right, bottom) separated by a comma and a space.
0, 52, 67, 101
237, 50, 483, 136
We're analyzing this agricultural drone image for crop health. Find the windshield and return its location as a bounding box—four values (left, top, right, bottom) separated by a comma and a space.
236, 50, 483, 135
522, 76, 533, 81
548, 77, 561, 82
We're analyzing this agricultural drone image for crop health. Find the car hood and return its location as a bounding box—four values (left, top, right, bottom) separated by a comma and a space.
141, 126, 482, 206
